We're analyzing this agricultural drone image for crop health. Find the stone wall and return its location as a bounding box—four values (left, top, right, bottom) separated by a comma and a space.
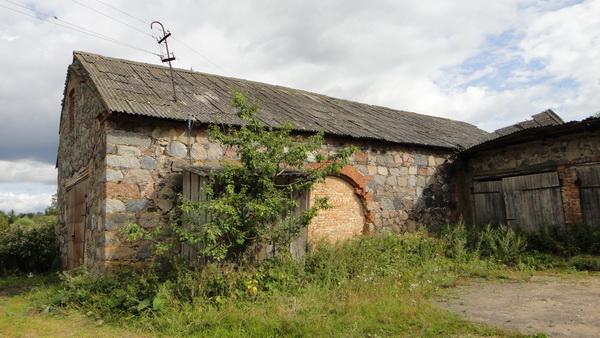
458, 129, 600, 225
57, 63, 107, 270
98, 114, 455, 267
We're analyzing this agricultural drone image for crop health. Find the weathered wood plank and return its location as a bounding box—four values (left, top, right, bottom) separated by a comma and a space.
578, 165, 600, 187
581, 188, 600, 226
473, 180, 502, 193
502, 172, 564, 231
502, 172, 559, 191
182, 171, 190, 200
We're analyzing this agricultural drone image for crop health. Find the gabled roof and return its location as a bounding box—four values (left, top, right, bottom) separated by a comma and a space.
491, 110, 564, 137
73, 51, 489, 149
466, 110, 565, 148
460, 116, 599, 157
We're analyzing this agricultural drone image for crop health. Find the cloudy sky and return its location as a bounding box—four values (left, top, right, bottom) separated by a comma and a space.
0, 0, 599, 213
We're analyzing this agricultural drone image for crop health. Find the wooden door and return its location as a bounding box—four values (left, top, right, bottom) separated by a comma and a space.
502, 172, 564, 231
289, 189, 309, 259
181, 171, 209, 266
67, 179, 88, 269
472, 180, 505, 226
577, 166, 600, 226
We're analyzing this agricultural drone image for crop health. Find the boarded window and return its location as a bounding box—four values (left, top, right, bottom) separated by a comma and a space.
66, 178, 87, 269
577, 166, 600, 226
473, 180, 505, 226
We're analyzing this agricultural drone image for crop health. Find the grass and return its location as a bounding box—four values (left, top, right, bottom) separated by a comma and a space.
1, 274, 519, 338
0, 230, 590, 337
0, 274, 146, 337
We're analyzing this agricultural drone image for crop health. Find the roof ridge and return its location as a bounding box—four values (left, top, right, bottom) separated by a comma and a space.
72, 51, 482, 125
72, 50, 490, 149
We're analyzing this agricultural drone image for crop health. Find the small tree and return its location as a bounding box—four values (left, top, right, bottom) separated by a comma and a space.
126, 92, 355, 264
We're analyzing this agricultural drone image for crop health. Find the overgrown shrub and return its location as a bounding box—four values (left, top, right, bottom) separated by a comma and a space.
475, 224, 527, 265
439, 223, 527, 266
569, 255, 600, 271
0, 217, 60, 275
42, 232, 505, 324
526, 223, 600, 256
125, 92, 355, 264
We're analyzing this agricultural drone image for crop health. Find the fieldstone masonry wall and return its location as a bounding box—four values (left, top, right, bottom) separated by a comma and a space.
459, 130, 600, 226
97, 115, 454, 267
57, 65, 107, 270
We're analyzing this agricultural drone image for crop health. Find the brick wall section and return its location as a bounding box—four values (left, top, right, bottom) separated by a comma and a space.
308, 176, 365, 243
557, 165, 583, 225
81, 115, 456, 268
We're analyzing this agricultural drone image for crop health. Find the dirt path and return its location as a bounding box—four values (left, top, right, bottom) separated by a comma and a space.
437, 275, 600, 337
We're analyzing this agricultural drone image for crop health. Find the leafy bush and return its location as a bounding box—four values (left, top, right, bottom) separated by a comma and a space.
126, 92, 354, 264
526, 223, 600, 256
569, 255, 600, 271
439, 223, 527, 266
42, 232, 505, 326
475, 224, 527, 265
0, 217, 60, 275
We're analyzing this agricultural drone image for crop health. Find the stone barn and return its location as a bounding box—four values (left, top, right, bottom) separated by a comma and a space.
56, 51, 488, 270
456, 112, 600, 230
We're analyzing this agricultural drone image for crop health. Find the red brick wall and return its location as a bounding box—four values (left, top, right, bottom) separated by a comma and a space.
308, 176, 365, 243
557, 165, 583, 225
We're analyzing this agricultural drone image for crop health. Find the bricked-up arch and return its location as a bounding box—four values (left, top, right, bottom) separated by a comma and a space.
307, 165, 372, 243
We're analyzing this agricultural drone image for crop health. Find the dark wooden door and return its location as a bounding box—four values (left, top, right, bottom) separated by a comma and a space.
67, 179, 88, 269
577, 166, 600, 226
473, 180, 505, 226
502, 172, 564, 231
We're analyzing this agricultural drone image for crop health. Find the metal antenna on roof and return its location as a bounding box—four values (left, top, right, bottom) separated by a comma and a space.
151, 21, 177, 101
187, 113, 194, 163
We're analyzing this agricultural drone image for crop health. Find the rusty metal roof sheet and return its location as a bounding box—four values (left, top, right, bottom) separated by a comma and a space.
74, 51, 489, 149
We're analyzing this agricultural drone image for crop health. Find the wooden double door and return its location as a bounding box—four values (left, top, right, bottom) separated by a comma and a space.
473, 171, 565, 230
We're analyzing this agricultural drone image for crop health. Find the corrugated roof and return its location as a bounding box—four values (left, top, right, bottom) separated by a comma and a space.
73, 51, 489, 149
492, 110, 564, 137
468, 110, 565, 148
460, 116, 600, 157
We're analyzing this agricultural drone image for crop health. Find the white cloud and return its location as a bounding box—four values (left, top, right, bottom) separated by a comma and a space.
0, 0, 598, 213
0, 191, 52, 214
0, 160, 57, 185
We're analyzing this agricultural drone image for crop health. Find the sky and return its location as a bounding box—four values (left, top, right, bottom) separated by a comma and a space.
0, 0, 599, 213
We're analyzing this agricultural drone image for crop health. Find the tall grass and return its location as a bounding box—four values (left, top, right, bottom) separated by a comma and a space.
37, 232, 514, 336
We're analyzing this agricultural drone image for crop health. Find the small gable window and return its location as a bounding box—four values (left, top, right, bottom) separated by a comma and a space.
68, 89, 75, 131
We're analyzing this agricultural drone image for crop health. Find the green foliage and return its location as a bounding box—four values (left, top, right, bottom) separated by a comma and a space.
172, 92, 355, 262
440, 223, 527, 266
0, 211, 8, 230
568, 255, 600, 271
0, 216, 60, 275
42, 233, 507, 324
12, 217, 35, 227
526, 223, 600, 256
475, 224, 527, 265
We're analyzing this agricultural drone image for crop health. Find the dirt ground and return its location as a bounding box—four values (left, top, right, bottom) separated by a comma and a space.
437, 274, 600, 337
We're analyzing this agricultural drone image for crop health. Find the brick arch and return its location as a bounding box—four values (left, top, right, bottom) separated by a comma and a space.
336, 165, 374, 226
307, 165, 374, 243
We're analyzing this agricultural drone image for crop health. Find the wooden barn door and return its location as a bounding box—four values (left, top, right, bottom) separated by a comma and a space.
472, 180, 505, 226
577, 166, 600, 226
181, 171, 209, 266
66, 178, 88, 269
502, 172, 565, 231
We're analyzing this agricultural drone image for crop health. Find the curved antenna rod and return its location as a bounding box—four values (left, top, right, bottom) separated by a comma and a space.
151, 20, 177, 101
